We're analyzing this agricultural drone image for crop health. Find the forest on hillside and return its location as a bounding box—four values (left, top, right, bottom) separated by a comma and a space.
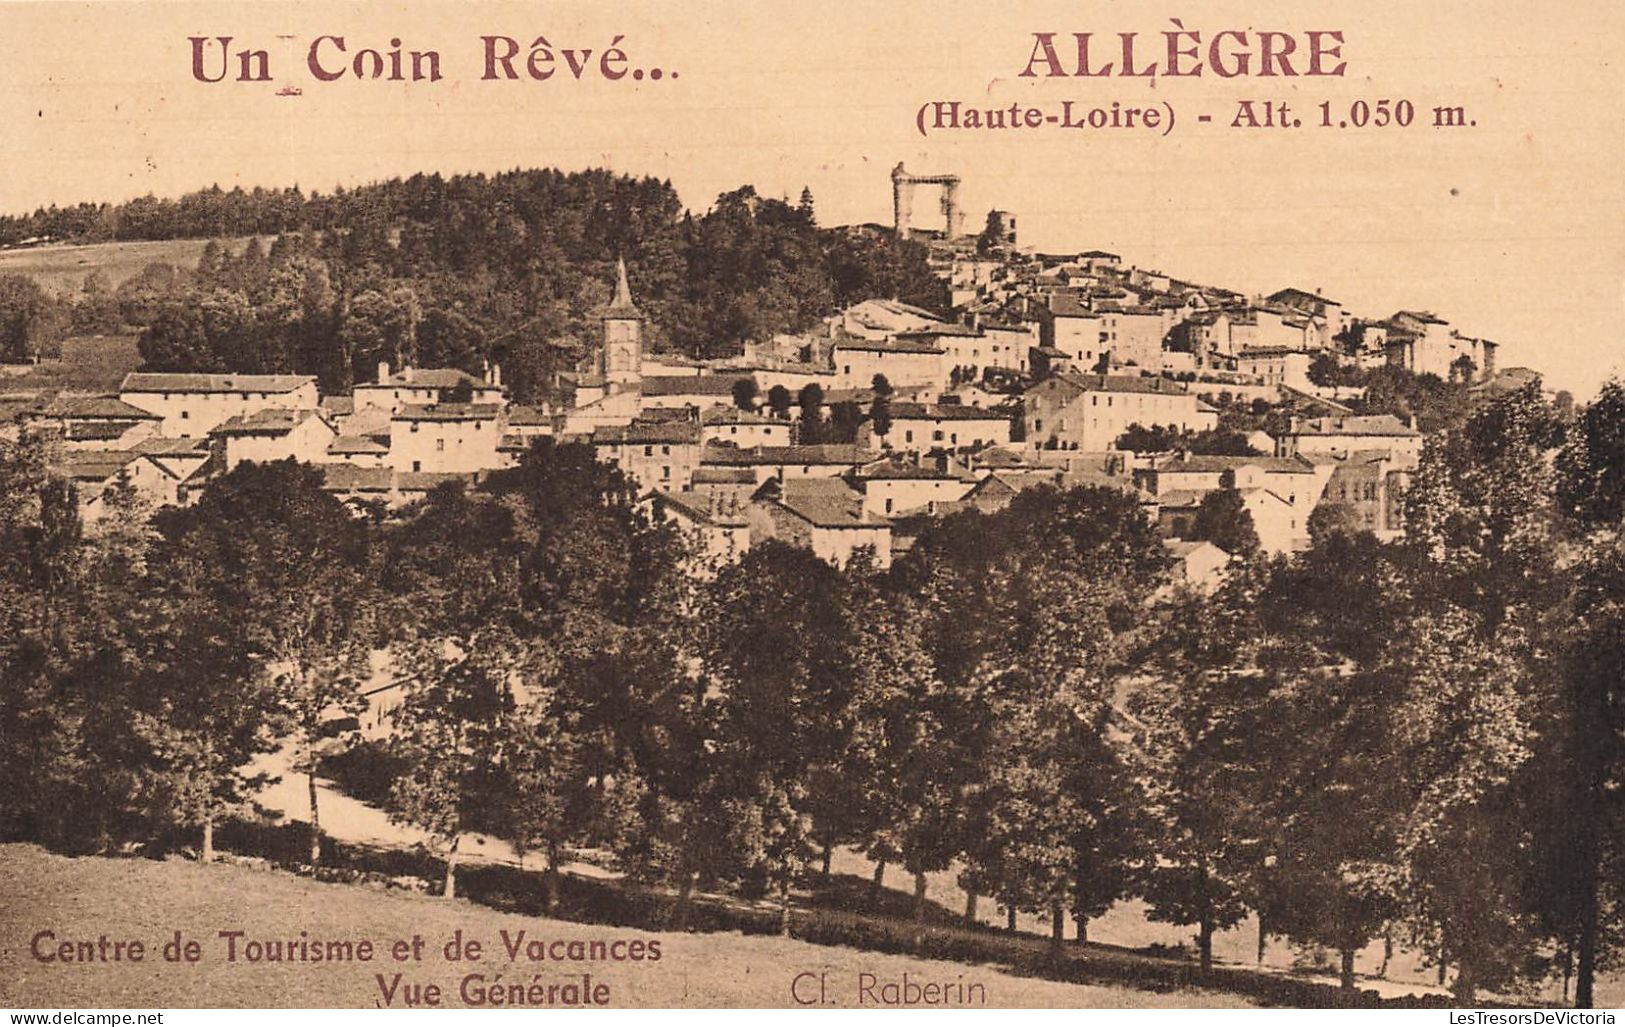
0, 169, 947, 400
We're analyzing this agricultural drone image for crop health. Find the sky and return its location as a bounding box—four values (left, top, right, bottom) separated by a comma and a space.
1, 0, 1621, 396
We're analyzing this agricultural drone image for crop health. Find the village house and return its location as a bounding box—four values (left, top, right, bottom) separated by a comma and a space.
388, 403, 503, 473
52, 450, 180, 524
748, 477, 893, 569
1163, 538, 1233, 592
118, 372, 319, 438
210, 408, 337, 471
699, 443, 871, 485
325, 433, 391, 468
131, 436, 213, 496
1099, 304, 1170, 371
639, 374, 753, 412
878, 402, 1013, 453
1234, 346, 1314, 390
1037, 294, 1106, 369
647, 485, 753, 571
700, 405, 795, 448
1267, 287, 1347, 348
591, 419, 703, 491
352, 364, 505, 415
1309, 448, 1414, 540
831, 336, 946, 390
1023, 372, 1212, 452
835, 299, 945, 341
21, 396, 165, 450
1382, 311, 1498, 382
849, 455, 977, 518
1277, 413, 1423, 462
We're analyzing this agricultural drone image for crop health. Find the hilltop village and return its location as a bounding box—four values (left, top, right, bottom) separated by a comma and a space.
1, 169, 1532, 584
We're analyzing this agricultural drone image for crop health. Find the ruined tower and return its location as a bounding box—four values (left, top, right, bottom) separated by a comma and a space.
892, 162, 964, 239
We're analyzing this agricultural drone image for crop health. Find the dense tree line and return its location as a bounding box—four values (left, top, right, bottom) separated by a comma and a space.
1, 379, 1622, 1006
6, 169, 946, 397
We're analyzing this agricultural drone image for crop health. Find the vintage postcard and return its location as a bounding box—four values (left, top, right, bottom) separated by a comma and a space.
1, 0, 1623, 1015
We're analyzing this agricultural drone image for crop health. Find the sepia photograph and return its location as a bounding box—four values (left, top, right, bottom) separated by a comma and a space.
1, 0, 1623, 1015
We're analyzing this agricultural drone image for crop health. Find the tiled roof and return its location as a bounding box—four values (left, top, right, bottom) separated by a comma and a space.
359, 368, 496, 391
1031, 372, 1193, 398
831, 337, 944, 355
701, 443, 869, 467
320, 464, 393, 492
212, 408, 328, 436
652, 487, 750, 528
395, 403, 502, 422
592, 420, 701, 445
35, 396, 161, 420
640, 375, 750, 398
66, 421, 139, 441
888, 402, 1012, 421
133, 437, 210, 457
505, 404, 552, 426
852, 457, 972, 482
691, 466, 758, 485
1291, 414, 1419, 438
397, 471, 477, 492
54, 450, 140, 481
1156, 454, 1317, 474
327, 435, 390, 454
121, 373, 314, 394
701, 405, 781, 426
761, 478, 885, 529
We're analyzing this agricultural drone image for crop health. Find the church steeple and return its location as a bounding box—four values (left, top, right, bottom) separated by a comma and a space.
599, 257, 643, 389
604, 256, 642, 320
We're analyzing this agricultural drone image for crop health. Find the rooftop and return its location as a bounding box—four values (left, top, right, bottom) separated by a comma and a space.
212, 408, 329, 436
395, 403, 503, 422
121, 373, 315, 395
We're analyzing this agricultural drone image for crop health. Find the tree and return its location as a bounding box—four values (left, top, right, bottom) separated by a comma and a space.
706, 542, 855, 932
731, 377, 759, 412
1306, 500, 1362, 546
1115, 423, 1183, 453
73, 270, 122, 335
502, 691, 594, 913
1135, 576, 1273, 973
797, 383, 826, 444
386, 637, 518, 899
155, 460, 375, 865
0, 273, 69, 363
1189, 488, 1260, 557
139, 508, 282, 862
869, 394, 893, 443
766, 384, 792, 420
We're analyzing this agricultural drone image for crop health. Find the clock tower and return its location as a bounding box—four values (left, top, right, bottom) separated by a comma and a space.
599, 257, 643, 391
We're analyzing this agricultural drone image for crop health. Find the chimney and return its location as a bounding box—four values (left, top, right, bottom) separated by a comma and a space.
377, 360, 390, 385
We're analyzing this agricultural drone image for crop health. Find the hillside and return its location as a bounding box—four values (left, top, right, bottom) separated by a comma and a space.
0, 844, 1253, 1009
0, 238, 251, 296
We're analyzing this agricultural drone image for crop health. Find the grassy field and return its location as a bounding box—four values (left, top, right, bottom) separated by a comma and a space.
0, 844, 1255, 1009
0, 238, 252, 296
0, 333, 143, 393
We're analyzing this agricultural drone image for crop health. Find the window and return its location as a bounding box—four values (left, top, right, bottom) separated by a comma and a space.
885, 498, 894, 513
437, 439, 445, 452
644, 445, 653, 457
662, 466, 671, 479
411, 422, 419, 433
412, 460, 421, 472
180, 410, 189, 419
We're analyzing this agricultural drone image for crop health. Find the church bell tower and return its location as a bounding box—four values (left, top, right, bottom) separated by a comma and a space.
600, 257, 643, 391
